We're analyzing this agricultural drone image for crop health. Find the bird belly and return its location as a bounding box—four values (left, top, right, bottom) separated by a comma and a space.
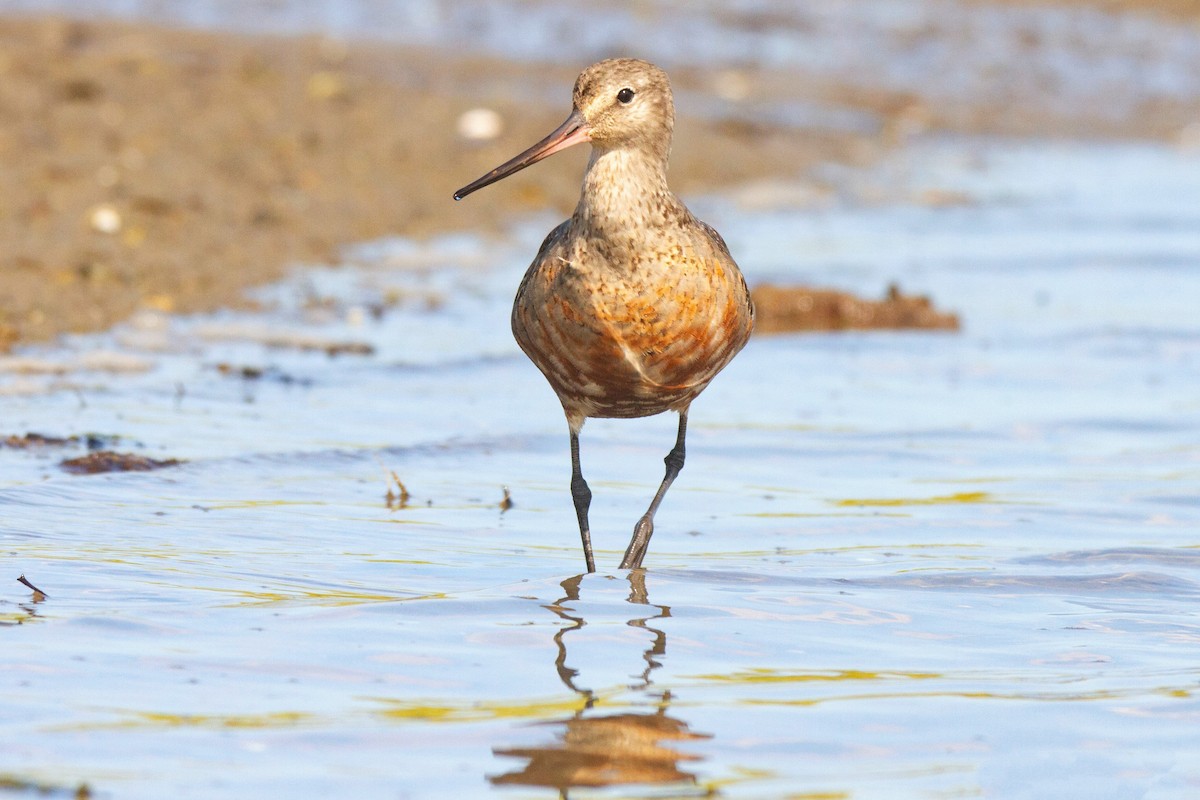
512, 256, 753, 423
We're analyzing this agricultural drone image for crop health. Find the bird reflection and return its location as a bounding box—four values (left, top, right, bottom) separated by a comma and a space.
489, 571, 712, 796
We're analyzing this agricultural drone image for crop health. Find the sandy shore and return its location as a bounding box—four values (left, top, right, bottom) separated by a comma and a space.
1, 15, 877, 350
988, 0, 1200, 20
0, 7, 1194, 350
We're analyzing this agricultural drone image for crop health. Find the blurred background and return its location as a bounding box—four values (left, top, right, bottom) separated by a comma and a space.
1, 0, 1197, 348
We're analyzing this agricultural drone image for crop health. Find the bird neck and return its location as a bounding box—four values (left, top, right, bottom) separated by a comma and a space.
573, 147, 682, 237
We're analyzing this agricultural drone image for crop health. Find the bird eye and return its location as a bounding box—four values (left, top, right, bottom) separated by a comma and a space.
617, 87, 635, 104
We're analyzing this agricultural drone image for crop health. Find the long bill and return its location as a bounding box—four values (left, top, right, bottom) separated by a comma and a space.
454, 108, 591, 200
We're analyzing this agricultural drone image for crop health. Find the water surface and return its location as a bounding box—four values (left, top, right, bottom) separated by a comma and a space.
2, 137, 1198, 797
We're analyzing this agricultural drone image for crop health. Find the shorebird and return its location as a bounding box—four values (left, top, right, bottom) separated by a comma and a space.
455, 58, 754, 572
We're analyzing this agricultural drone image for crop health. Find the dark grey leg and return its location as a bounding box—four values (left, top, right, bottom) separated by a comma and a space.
569, 429, 596, 573
620, 409, 688, 570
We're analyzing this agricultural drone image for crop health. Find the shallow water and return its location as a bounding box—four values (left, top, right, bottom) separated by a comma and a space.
2, 137, 1199, 797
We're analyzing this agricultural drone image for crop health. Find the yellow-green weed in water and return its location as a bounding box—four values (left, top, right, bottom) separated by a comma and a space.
832, 491, 995, 507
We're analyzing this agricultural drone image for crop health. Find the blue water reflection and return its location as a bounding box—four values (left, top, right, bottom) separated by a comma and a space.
2, 132, 1199, 797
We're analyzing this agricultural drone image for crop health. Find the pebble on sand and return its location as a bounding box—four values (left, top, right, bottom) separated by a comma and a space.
88, 204, 123, 234
456, 108, 505, 141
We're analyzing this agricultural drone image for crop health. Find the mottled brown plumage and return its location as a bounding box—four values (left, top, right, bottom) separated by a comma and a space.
456, 58, 754, 572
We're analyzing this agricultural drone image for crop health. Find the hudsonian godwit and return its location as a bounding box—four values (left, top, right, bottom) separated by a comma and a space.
455, 58, 754, 572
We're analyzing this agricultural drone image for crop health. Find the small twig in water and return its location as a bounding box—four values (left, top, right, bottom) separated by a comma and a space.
384, 468, 411, 510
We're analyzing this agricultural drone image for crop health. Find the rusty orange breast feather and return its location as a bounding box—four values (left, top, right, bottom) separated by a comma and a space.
512, 239, 754, 420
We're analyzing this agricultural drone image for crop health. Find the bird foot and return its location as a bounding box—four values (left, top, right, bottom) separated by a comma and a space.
619, 515, 654, 570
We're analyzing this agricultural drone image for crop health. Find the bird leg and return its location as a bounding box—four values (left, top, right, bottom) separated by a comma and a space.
569, 428, 596, 573
620, 409, 688, 570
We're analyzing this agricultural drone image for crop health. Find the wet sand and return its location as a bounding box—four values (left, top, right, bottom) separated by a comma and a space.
988, 0, 1200, 21
0, 15, 872, 350
1, 5, 1195, 349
